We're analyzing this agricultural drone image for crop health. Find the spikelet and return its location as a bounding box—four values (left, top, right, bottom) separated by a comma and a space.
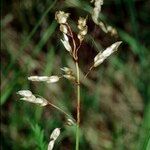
66, 118, 74, 126
60, 24, 68, 34
17, 90, 48, 106
17, 90, 32, 97
61, 67, 73, 75
47, 128, 61, 150
47, 140, 55, 150
94, 41, 122, 67
63, 74, 76, 81
28, 75, 60, 83
50, 128, 61, 141
60, 38, 72, 52
46, 76, 60, 83
55, 11, 69, 24
77, 17, 88, 42
28, 76, 49, 82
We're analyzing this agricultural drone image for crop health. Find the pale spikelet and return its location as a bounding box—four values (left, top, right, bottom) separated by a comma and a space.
21, 96, 48, 106
61, 67, 73, 75
47, 128, 61, 150
46, 76, 60, 83
61, 67, 75, 81
20, 95, 36, 102
17, 90, 32, 97
63, 74, 76, 81
78, 17, 87, 30
60, 24, 68, 34
63, 33, 69, 41
92, 0, 103, 23
61, 67, 71, 72
107, 25, 118, 36
67, 118, 74, 126
50, 128, 61, 141
28, 76, 49, 81
47, 140, 55, 150
28, 76, 59, 83
94, 41, 122, 67
77, 34, 84, 42
99, 21, 108, 33
17, 90, 48, 106
55, 11, 69, 24
35, 98, 48, 106
61, 36, 72, 52
77, 17, 88, 42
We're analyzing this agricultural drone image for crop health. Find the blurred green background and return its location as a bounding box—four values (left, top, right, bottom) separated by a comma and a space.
1, 0, 150, 149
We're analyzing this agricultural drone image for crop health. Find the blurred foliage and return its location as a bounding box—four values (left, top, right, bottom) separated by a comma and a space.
1, 0, 150, 150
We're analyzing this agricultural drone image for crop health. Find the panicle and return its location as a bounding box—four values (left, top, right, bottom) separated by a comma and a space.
55, 11, 72, 52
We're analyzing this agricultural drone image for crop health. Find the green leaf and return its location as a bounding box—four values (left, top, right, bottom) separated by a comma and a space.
31, 124, 47, 150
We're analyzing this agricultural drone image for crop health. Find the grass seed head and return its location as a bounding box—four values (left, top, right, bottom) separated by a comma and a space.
46, 76, 60, 83
63, 74, 76, 81
47, 140, 55, 150
94, 41, 122, 67
55, 11, 69, 24
77, 17, 88, 42
60, 24, 68, 34
61, 39, 72, 52
17, 90, 33, 97
50, 128, 61, 141
17, 90, 48, 106
28, 76, 49, 81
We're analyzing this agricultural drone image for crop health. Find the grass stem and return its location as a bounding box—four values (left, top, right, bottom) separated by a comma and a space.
75, 62, 80, 150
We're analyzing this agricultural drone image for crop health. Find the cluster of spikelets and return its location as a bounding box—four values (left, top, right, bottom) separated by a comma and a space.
17, 5, 122, 150
55, 10, 88, 61
91, 0, 117, 36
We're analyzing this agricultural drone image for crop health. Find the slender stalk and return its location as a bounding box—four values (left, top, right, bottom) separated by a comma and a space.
84, 65, 94, 79
47, 102, 76, 122
75, 62, 80, 150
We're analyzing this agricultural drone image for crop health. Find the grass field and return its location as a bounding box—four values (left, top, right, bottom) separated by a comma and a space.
1, 0, 150, 149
